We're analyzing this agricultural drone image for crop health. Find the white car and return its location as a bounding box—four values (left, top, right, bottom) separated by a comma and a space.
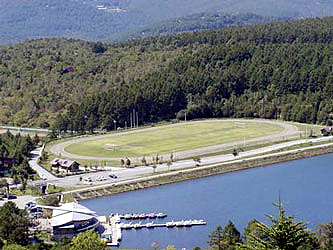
40, 174, 47, 180
96, 176, 107, 181
83, 177, 93, 185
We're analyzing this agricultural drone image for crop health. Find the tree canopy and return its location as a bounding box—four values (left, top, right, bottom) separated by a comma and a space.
1, 16, 333, 131
0, 202, 32, 246
69, 230, 106, 250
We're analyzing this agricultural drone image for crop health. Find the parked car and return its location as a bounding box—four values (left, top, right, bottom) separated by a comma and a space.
30, 211, 43, 219
7, 194, 17, 200
25, 201, 37, 208
29, 207, 43, 213
109, 174, 117, 179
40, 174, 47, 180
83, 178, 93, 185
96, 176, 107, 181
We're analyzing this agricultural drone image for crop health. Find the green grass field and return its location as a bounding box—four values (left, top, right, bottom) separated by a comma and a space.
65, 120, 284, 157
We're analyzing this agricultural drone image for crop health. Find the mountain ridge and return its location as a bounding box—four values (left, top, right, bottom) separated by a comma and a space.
1, 0, 333, 44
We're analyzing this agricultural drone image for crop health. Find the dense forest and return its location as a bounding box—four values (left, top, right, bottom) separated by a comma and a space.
0, 131, 38, 165
1, 17, 333, 132
0, 131, 37, 188
54, 17, 333, 133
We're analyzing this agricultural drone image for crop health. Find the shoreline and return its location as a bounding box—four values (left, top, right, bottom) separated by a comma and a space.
62, 141, 333, 202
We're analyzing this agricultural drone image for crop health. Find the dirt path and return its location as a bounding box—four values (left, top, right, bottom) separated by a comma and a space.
49, 119, 300, 162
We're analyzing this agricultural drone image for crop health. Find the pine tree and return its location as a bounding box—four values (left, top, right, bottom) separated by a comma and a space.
238, 200, 319, 250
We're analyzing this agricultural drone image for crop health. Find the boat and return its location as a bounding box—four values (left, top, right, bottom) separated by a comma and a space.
132, 213, 140, 219
121, 222, 132, 229
156, 212, 167, 218
183, 220, 192, 227
139, 213, 147, 219
191, 219, 206, 225
146, 221, 155, 228
134, 222, 143, 229
148, 213, 157, 218
124, 214, 132, 220
175, 220, 184, 227
166, 221, 176, 227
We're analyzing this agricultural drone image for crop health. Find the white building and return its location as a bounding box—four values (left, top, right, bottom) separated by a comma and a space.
50, 202, 99, 239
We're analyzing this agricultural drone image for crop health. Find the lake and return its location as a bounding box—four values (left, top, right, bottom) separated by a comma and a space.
81, 153, 333, 249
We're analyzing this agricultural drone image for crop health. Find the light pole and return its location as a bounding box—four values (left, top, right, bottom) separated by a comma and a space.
113, 120, 116, 131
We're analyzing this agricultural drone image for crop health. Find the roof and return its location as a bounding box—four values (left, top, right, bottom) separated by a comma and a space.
51, 158, 78, 168
51, 202, 96, 227
321, 126, 333, 132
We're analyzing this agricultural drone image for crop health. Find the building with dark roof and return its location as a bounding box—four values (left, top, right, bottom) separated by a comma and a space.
51, 158, 80, 173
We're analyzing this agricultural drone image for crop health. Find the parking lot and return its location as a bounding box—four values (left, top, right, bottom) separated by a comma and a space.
0, 195, 36, 209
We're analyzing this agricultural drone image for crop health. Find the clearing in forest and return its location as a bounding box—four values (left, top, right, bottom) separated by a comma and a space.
64, 119, 284, 158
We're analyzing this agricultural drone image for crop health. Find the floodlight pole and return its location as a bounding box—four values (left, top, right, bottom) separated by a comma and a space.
130, 113, 132, 128
133, 109, 136, 128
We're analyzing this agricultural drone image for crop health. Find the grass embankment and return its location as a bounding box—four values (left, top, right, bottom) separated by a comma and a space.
64, 120, 283, 157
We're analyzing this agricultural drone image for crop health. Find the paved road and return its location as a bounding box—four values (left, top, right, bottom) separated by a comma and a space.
49, 119, 300, 162
29, 147, 58, 181
44, 136, 333, 188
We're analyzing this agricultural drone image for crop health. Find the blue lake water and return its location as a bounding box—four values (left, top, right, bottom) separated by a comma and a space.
80, 153, 333, 249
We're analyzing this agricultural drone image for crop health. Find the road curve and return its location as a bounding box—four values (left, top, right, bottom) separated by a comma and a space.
29, 147, 58, 181
49, 119, 300, 162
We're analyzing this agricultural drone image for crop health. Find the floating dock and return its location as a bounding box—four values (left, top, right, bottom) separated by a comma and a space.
118, 212, 167, 220
99, 214, 206, 246
121, 219, 206, 229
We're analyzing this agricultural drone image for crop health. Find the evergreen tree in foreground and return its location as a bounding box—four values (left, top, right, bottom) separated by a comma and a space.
237, 200, 320, 250
208, 220, 242, 250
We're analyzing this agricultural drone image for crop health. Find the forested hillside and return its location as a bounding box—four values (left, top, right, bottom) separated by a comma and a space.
111, 13, 286, 42
1, 0, 333, 44
1, 17, 333, 131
